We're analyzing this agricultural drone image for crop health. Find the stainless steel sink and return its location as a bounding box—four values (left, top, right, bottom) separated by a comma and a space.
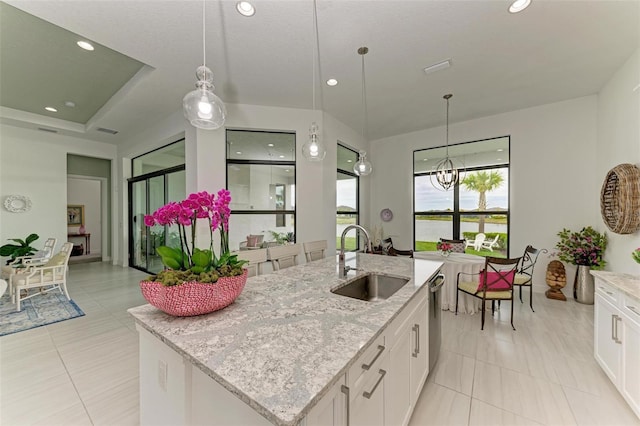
331, 273, 410, 302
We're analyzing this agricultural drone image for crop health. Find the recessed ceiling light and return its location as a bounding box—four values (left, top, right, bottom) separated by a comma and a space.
279, 155, 285, 158
236, 151, 242, 155
77, 41, 94, 51
347, 159, 353, 163
285, 169, 290, 172
236, 1, 255, 17
45, 106, 57, 112
326, 79, 338, 86
497, 149, 504, 152
268, 143, 274, 147
422, 158, 428, 161
509, 0, 531, 13
423, 59, 451, 75
497, 158, 503, 161
64, 101, 76, 108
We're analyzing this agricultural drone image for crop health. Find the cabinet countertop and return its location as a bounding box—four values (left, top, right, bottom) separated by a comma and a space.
591, 270, 640, 301
128, 253, 442, 426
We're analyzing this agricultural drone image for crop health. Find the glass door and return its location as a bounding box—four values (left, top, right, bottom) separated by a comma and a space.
128, 167, 185, 274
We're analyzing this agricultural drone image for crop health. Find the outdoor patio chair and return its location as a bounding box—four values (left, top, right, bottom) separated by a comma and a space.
465, 233, 486, 251
10, 242, 73, 312
480, 235, 500, 252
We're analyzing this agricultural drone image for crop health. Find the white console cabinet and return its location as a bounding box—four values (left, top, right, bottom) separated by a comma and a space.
593, 276, 640, 420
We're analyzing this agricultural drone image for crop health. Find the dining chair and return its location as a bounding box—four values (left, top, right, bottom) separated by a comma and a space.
1, 237, 57, 279
381, 238, 413, 257
234, 248, 268, 278
464, 233, 486, 251
10, 242, 73, 312
455, 256, 521, 330
480, 235, 500, 252
267, 244, 301, 271
513, 245, 548, 312
303, 240, 327, 262
439, 238, 466, 253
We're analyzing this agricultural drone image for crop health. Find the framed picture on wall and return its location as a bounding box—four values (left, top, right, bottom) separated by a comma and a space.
67, 204, 85, 227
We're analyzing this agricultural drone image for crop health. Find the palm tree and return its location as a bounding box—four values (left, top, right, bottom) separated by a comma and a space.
461, 171, 504, 233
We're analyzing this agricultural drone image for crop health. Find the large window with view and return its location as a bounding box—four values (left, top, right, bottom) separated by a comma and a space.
226, 130, 296, 251
337, 144, 360, 251
413, 136, 510, 257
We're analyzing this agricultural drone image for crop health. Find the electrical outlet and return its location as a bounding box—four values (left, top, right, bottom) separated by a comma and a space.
158, 359, 168, 391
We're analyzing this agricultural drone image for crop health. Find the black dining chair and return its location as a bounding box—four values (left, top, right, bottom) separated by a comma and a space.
513, 245, 548, 312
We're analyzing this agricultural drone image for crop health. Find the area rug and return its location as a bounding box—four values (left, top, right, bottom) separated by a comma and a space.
0, 291, 85, 336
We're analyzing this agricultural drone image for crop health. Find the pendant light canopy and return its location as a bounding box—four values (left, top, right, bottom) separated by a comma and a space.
354, 150, 373, 176
431, 94, 463, 191
354, 46, 373, 176
302, 0, 326, 161
183, 0, 226, 130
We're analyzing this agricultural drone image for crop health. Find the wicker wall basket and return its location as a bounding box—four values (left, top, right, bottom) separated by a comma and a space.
600, 163, 640, 234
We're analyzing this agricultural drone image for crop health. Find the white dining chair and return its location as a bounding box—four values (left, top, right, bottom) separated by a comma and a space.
267, 244, 301, 271
303, 240, 327, 262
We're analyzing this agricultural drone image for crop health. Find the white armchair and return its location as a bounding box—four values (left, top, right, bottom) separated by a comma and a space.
465, 233, 486, 251
10, 242, 73, 312
1, 237, 57, 280
480, 235, 500, 252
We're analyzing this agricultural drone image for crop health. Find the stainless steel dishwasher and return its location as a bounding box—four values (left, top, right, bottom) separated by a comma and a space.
428, 272, 445, 373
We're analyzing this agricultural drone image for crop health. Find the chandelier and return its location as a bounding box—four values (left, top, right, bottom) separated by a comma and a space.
431, 94, 463, 191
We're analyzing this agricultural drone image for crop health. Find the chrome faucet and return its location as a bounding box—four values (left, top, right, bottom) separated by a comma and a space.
339, 224, 372, 278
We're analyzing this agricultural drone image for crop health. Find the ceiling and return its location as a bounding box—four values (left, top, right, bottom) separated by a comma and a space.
0, 0, 638, 146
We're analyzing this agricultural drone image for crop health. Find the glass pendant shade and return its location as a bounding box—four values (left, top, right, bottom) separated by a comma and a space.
302, 122, 326, 161
353, 151, 372, 176
183, 66, 226, 130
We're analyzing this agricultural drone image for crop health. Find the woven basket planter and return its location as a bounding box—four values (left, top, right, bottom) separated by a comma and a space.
140, 269, 248, 317
600, 163, 640, 234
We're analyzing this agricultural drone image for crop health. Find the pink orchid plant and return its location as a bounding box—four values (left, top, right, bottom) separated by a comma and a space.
144, 189, 244, 278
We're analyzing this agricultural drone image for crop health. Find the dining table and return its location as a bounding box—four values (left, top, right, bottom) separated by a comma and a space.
413, 251, 486, 314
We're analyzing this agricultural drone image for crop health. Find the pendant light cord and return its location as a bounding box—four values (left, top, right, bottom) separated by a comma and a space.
202, 0, 206, 68
445, 96, 449, 157
360, 48, 368, 141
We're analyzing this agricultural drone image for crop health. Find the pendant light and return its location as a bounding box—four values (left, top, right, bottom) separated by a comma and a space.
183, 0, 226, 130
353, 47, 372, 176
302, 0, 326, 161
431, 94, 463, 191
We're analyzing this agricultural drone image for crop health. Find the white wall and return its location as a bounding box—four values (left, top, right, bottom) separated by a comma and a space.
0, 124, 117, 263
370, 95, 599, 290
596, 49, 640, 275
67, 178, 101, 254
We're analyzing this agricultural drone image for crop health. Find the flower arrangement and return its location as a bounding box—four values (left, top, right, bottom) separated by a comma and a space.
633, 248, 640, 264
143, 189, 246, 286
555, 226, 607, 270
436, 241, 452, 254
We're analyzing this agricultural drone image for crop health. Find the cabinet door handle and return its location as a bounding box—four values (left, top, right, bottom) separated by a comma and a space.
412, 324, 419, 358
612, 314, 616, 341
626, 305, 640, 317
614, 316, 622, 344
341, 385, 350, 426
361, 345, 385, 371
362, 369, 386, 399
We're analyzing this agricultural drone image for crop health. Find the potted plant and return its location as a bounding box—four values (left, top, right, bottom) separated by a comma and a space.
555, 226, 607, 304
0, 233, 39, 265
140, 190, 247, 316
633, 248, 640, 264
436, 241, 452, 257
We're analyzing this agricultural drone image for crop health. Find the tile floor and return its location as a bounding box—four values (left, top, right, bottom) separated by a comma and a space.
1, 262, 638, 425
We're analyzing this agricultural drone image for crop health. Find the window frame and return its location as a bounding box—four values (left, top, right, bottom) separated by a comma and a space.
412, 136, 511, 256
337, 143, 360, 251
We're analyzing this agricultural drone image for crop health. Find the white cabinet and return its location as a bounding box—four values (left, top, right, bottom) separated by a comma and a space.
385, 324, 412, 426
410, 299, 429, 404
351, 354, 388, 426
594, 278, 640, 420
305, 377, 348, 426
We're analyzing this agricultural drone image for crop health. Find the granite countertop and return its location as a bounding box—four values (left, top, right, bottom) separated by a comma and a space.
128, 253, 442, 426
591, 270, 640, 301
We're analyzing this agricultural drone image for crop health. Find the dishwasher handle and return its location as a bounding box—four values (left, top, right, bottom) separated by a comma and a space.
429, 273, 445, 293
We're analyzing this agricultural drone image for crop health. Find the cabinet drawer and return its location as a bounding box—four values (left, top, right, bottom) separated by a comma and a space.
347, 333, 386, 395
621, 294, 640, 328
595, 279, 619, 305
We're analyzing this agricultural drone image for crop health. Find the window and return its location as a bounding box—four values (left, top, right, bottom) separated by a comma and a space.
132, 139, 185, 177
226, 130, 296, 251
337, 144, 359, 251
413, 136, 510, 257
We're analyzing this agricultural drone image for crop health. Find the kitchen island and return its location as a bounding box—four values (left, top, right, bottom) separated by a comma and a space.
128, 253, 443, 426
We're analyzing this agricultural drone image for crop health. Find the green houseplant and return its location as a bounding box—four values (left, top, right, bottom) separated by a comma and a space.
140, 190, 247, 316
0, 233, 39, 265
555, 226, 607, 270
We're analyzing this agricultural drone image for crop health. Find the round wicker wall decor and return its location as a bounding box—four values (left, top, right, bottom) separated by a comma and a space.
600, 163, 640, 234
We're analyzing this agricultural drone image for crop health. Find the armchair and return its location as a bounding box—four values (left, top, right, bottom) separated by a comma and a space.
1, 237, 57, 279
464, 233, 486, 251
10, 242, 73, 312
480, 235, 500, 252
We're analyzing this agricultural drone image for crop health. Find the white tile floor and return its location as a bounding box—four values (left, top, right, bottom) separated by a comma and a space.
1, 263, 638, 425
